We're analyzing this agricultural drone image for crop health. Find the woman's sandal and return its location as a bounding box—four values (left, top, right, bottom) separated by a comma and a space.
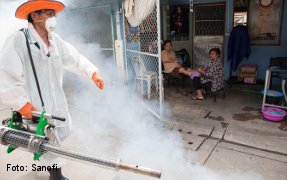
191, 96, 204, 100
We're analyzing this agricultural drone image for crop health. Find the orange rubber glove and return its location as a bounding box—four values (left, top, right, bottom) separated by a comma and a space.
18, 102, 37, 119
92, 72, 104, 90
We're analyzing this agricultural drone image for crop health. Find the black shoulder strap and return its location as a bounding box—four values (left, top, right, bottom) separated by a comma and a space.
20, 29, 45, 110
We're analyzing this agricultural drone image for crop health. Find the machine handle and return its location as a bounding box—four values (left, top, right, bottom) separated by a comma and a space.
31, 111, 66, 122
51, 116, 66, 122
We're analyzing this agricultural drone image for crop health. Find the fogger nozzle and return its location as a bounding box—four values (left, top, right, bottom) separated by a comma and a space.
0, 127, 161, 178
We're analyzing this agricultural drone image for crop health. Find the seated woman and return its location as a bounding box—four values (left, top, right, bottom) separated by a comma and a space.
161, 40, 199, 79
192, 48, 224, 100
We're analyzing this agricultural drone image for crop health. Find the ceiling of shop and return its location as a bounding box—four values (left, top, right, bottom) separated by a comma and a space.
169, 0, 189, 5
234, 0, 249, 12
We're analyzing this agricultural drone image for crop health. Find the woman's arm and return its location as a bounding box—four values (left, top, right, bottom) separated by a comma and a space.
161, 51, 178, 63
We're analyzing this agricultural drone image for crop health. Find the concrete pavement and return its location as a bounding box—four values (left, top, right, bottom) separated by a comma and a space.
0, 83, 286, 180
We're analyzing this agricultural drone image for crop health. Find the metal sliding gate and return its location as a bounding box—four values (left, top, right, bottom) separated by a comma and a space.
123, 0, 163, 119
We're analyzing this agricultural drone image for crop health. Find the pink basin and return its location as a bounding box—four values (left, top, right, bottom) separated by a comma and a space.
262, 107, 286, 122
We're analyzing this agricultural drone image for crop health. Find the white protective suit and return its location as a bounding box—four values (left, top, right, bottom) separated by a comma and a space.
0, 23, 98, 166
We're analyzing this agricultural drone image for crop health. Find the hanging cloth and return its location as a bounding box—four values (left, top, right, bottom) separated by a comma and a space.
124, 0, 156, 27
228, 25, 251, 72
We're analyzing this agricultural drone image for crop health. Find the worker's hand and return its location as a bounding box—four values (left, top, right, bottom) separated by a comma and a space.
18, 102, 37, 119
92, 72, 104, 90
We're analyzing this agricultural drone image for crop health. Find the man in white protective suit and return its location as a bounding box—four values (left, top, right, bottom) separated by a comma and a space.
0, 0, 105, 180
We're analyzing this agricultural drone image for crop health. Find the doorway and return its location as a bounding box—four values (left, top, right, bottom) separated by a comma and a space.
193, 3, 226, 68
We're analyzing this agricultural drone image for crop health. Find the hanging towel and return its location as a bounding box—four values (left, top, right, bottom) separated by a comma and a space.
124, 0, 156, 27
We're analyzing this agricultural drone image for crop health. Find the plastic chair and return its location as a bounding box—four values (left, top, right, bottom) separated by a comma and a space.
175, 48, 192, 68
282, 77, 287, 104
269, 57, 287, 89
131, 56, 158, 98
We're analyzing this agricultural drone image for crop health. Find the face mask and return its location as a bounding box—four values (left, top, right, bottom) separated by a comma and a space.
45, 17, 57, 32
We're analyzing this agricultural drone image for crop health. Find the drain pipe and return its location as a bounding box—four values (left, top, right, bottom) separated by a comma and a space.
114, 1, 126, 84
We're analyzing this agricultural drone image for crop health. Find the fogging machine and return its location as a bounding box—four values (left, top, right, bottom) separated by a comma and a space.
0, 110, 161, 178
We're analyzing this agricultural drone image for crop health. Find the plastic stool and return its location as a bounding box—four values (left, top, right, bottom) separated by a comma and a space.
281, 77, 287, 103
